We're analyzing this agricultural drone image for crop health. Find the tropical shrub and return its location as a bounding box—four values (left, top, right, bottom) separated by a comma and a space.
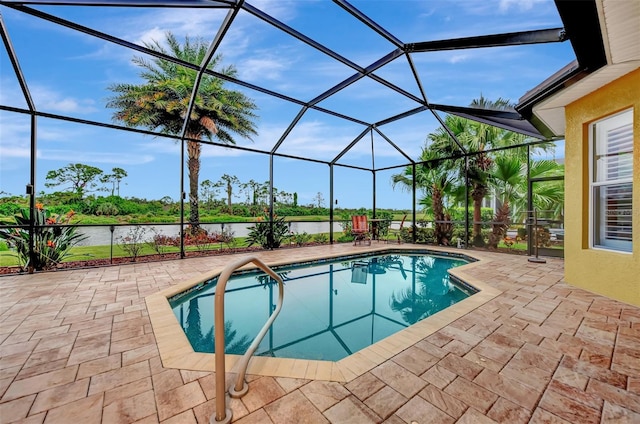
312, 233, 328, 243
409, 221, 435, 244
290, 231, 311, 246
0, 204, 87, 271
0, 202, 22, 217
246, 212, 289, 249
95, 202, 119, 216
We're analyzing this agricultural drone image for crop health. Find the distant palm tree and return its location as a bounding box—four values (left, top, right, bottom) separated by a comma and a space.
107, 32, 258, 229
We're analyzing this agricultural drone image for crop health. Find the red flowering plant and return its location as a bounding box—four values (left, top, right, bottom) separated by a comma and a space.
0, 203, 87, 271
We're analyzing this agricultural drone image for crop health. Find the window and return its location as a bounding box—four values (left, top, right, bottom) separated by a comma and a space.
590, 109, 633, 252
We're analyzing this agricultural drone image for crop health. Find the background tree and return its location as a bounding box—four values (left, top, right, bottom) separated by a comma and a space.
45, 163, 104, 199
100, 167, 128, 196
241, 179, 269, 206
276, 190, 293, 206
199, 179, 219, 211
215, 174, 240, 213
107, 32, 258, 229
313, 192, 325, 208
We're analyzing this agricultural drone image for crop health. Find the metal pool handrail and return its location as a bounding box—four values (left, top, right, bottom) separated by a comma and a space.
212, 256, 285, 424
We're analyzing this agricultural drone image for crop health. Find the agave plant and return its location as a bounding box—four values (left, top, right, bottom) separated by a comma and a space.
246, 211, 289, 249
0, 204, 87, 271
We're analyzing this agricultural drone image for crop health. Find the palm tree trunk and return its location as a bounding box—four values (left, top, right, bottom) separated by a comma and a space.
472, 192, 485, 246
187, 139, 201, 230
488, 200, 510, 248
473, 197, 482, 234
433, 187, 451, 245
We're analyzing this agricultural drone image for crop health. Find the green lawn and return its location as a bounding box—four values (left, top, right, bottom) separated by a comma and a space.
0, 239, 248, 267
497, 240, 527, 251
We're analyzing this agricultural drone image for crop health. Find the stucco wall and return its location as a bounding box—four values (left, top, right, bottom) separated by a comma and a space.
564, 68, 640, 307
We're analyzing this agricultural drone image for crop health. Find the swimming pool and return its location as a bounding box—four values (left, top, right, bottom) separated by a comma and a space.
169, 252, 476, 361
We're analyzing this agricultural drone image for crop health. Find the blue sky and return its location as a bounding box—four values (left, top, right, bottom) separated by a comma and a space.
0, 0, 570, 209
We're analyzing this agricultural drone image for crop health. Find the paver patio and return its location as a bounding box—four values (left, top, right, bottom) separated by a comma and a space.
1, 244, 639, 423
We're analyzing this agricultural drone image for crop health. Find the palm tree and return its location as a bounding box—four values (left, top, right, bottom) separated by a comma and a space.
428, 96, 537, 246
426, 114, 493, 246
487, 154, 564, 248
391, 150, 458, 245
487, 154, 524, 248
107, 33, 258, 229
525, 160, 565, 219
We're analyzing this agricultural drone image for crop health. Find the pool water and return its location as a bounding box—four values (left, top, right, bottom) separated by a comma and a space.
169, 252, 475, 361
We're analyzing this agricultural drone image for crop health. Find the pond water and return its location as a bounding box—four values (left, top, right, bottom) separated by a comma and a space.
75, 221, 349, 246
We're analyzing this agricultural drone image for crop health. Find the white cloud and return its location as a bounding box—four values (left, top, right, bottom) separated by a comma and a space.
36, 149, 154, 165
448, 54, 469, 64
499, 0, 543, 13
0, 80, 99, 117
0, 113, 31, 160
238, 56, 288, 81
138, 139, 181, 155
125, 9, 227, 46
135, 27, 169, 48
30, 85, 97, 114
0, 146, 30, 158
0, 79, 28, 108
138, 120, 367, 162
244, 0, 299, 21
261, 120, 360, 159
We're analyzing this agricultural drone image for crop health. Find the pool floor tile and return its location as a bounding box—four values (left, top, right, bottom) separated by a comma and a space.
0, 244, 639, 423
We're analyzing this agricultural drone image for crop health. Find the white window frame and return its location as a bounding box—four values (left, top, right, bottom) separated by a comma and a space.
588, 108, 634, 253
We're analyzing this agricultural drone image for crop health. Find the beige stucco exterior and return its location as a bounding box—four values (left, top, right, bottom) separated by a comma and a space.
564, 68, 640, 307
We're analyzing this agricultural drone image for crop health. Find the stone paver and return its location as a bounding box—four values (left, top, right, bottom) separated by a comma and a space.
1, 244, 639, 423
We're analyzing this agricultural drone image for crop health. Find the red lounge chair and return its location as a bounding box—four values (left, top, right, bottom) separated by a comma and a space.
351, 215, 371, 246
